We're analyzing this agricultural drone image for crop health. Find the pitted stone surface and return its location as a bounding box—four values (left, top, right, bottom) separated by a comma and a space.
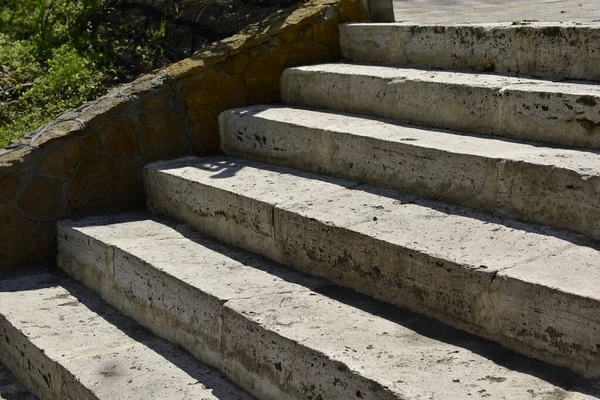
282, 63, 600, 149
341, 22, 600, 81
143, 156, 357, 262
220, 105, 600, 238
143, 156, 600, 376
0, 272, 253, 400
58, 213, 600, 399
392, 0, 600, 23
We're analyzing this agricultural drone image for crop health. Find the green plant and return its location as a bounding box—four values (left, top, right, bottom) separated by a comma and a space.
0, 43, 103, 148
0, 35, 42, 90
0, 0, 108, 147
0, 0, 274, 148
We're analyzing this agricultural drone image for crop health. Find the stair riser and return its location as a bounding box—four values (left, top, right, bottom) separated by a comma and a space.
274, 208, 600, 378
0, 317, 69, 400
341, 24, 600, 81
220, 111, 600, 239
281, 69, 600, 149
491, 274, 600, 366
1, 271, 253, 400
143, 166, 600, 377
57, 225, 400, 400
0, 303, 113, 400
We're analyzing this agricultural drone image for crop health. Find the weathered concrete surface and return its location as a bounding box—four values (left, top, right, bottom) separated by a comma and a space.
58, 213, 600, 399
143, 156, 356, 263
220, 105, 600, 239
341, 22, 600, 81
143, 156, 600, 377
281, 63, 600, 149
0, 364, 36, 400
0, 272, 253, 400
392, 0, 600, 24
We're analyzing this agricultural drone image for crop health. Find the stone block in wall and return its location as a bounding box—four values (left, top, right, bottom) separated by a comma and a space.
104, 115, 139, 156
0, 203, 54, 270
183, 69, 248, 154
140, 111, 190, 161
337, 0, 369, 21
84, 134, 102, 150
143, 91, 172, 111
17, 175, 65, 220
227, 54, 250, 74
67, 154, 143, 214
41, 141, 87, 176
0, 171, 19, 200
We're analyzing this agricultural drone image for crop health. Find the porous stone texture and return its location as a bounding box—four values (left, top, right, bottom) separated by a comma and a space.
57, 213, 600, 399
0, 0, 368, 270
143, 156, 600, 377
282, 63, 600, 149
391, 0, 600, 24
0, 272, 253, 400
341, 22, 600, 81
220, 105, 600, 239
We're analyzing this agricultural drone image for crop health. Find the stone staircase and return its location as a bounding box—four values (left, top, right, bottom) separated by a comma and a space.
2, 21, 600, 399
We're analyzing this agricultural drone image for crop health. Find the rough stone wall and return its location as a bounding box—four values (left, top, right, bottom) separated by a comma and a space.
0, 0, 368, 270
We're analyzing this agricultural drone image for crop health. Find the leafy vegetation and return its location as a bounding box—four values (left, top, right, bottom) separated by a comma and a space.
0, 0, 110, 147
0, 0, 286, 148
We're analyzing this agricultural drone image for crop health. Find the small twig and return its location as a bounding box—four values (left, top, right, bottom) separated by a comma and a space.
195, 0, 215, 22
0, 83, 34, 98
0, 100, 18, 107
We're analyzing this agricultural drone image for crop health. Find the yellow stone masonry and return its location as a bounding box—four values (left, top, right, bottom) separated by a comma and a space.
0, 0, 368, 270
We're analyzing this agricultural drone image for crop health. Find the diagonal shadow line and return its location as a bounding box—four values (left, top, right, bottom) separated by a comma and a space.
0, 269, 253, 400
169, 220, 600, 397
158, 155, 600, 250
52, 211, 600, 395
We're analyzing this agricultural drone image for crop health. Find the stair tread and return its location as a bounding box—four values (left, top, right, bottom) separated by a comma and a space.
288, 63, 600, 95
146, 156, 598, 297
221, 105, 600, 238
346, 22, 600, 27
59, 213, 600, 399
339, 23, 600, 81
223, 105, 600, 174
282, 62, 600, 149
144, 156, 600, 375
0, 272, 253, 400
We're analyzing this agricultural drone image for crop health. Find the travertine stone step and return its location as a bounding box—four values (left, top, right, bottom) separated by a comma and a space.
143, 156, 600, 377
281, 63, 600, 149
340, 22, 600, 81
0, 363, 36, 400
0, 272, 253, 400
219, 105, 600, 239
58, 213, 600, 399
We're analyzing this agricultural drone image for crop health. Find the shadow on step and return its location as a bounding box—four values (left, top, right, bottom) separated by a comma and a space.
170, 227, 600, 397
183, 156, 599, 250
313, 283, 600, 396
354, 183, 600, 250
234, 105, 600, 154
0, 270, 249, 400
